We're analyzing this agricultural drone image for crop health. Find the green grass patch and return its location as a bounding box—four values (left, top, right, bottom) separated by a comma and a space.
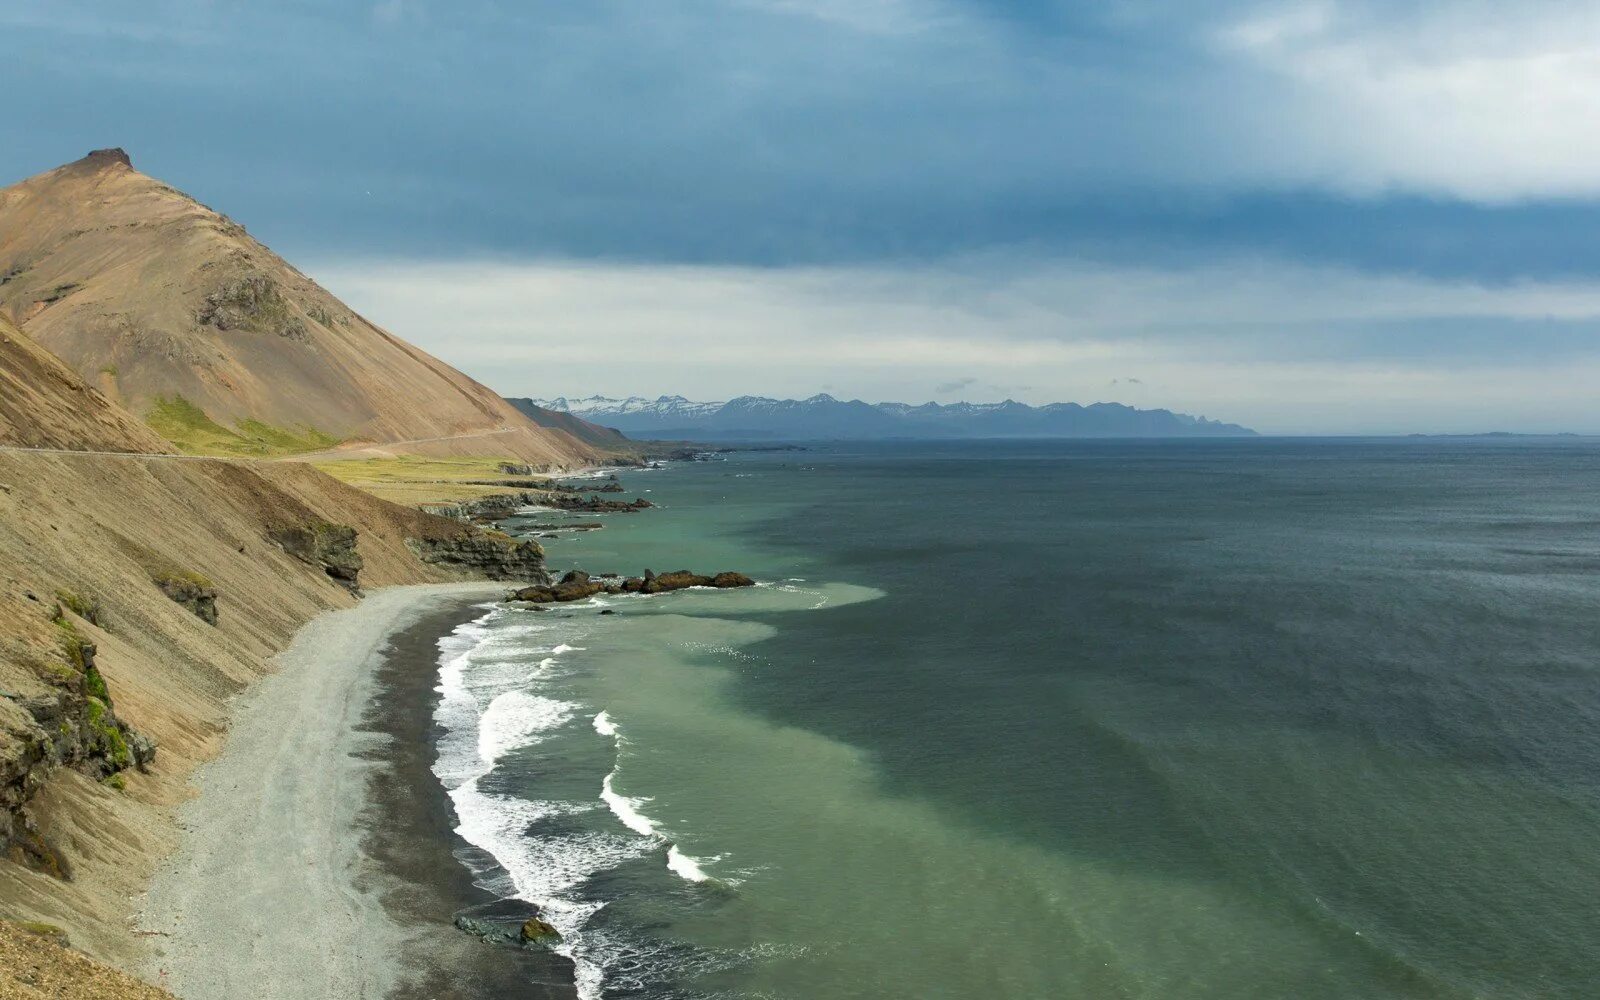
54, 588, 101, 625
145, 395, 341, 457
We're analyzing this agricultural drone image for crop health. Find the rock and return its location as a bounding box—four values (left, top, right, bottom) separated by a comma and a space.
510, 566, 756, 604
519, 916, 561, 944
155, 572, 218, 625
506, 569, 606, 604
127, 730, 158, 771
599, 609, 616, 615
539, 494, 654, 514
405, 533, 548, 583
453, 914, 513, 944
271, 523, 363, 593
498, 463, 535, 476
196, 274, 310, 342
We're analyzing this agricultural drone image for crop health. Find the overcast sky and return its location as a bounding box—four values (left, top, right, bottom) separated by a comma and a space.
7, 0, 1600, 433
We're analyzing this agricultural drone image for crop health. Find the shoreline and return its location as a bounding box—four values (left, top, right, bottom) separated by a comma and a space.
139, 583, 572, 999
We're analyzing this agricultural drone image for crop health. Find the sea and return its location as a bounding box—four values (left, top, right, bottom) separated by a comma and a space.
427, 438, 1600, 999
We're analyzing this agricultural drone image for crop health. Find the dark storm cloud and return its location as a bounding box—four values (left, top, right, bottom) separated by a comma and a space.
7, 0, 1600, 281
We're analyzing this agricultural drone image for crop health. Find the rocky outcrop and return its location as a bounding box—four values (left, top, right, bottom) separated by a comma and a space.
420, 492, 546, 523
540, 495, 653, 514
269, 523, 363, 593
405, 535, 550, 584
507, 568, 755, 604
1, 605, 153, 875
453, 912, 562, 949
520, 916, 561, 944
423, 489, 652, 522
196, 275, 310, 343
154, 573, 218, 625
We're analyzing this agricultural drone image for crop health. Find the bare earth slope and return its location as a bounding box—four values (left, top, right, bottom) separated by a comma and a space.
0, 314, 172, 454
0, 449, 548, 970
0, 149, 601, 466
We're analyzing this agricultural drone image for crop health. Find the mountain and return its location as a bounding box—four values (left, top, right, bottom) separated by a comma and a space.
0, 313, 173, 453
0, 149, 608, 465
503, 397, 632, 450
527, 393, 1256, 440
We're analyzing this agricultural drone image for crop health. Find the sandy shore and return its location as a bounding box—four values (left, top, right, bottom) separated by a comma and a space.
137, 584, 506, 999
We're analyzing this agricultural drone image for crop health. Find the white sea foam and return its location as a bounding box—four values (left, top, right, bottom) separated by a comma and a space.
666, 844, 712, 883
601, 770, 661, 837
478, 691, 576, 765
432, 608, 741, 999
432, 610, 656, 999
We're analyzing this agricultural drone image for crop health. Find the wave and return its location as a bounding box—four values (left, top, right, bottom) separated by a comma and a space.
433, 611, 651, 999
601, 770, 661, 837
595, 712, 729, 887
666, 844, 713, 883
433, 606, 748, 997
478, 691, 576, 765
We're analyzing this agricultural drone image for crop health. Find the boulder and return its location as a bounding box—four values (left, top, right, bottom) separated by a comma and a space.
155, 572, 218, 625
519, 916, 561, 944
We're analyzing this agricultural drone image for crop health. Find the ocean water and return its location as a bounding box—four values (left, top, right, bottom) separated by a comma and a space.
430, 439, 1600, 999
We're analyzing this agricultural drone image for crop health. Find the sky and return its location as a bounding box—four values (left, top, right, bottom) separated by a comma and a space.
6, 0, 1600, 433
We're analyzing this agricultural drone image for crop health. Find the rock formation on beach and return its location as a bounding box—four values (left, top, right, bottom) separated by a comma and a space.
508, 569, 756, 604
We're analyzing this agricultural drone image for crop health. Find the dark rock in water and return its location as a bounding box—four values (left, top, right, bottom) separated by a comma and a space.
270, 523, 363, 593
540, 494, 654, 514
509, 566, 755, 604
155, 572, 219, 625
449, 911, 563, 949
508, 568, 605, 604
520, 916, 561, 944
599, 609, 616, 615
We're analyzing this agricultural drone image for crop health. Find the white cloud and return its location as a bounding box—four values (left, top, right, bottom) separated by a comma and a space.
1212, 1, 1600, 199
310, 255, 1600, 434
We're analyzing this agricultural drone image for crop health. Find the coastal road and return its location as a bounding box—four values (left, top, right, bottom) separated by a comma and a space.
0, 426, 520, 465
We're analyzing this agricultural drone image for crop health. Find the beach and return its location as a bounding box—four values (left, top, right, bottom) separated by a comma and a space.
138, 583, 575, 1000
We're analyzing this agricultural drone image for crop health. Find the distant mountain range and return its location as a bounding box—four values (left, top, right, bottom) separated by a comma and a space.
522, 394, 1256, 441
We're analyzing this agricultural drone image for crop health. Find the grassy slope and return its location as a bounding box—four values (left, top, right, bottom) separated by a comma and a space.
309, 454, 550, 505
143, 396, 339, 457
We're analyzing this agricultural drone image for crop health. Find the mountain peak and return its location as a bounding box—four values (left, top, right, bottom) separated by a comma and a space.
80, 147, 132, 170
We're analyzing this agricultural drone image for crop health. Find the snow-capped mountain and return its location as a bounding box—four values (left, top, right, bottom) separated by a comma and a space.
535, 394, 725, 422
518, 393, 1255, 441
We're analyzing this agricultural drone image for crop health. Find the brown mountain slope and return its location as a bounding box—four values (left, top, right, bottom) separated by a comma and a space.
0, 314, 172, 453
0, 149, 605, 466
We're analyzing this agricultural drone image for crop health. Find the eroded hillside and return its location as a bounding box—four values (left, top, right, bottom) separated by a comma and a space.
0, 149, 612, 465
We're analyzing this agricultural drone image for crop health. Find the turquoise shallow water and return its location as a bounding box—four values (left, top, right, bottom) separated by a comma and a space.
433, 439, 1600, 999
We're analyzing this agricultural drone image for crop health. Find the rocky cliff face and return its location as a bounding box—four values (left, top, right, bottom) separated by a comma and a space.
406, 535, 550, 584
270, 523, 364, 593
